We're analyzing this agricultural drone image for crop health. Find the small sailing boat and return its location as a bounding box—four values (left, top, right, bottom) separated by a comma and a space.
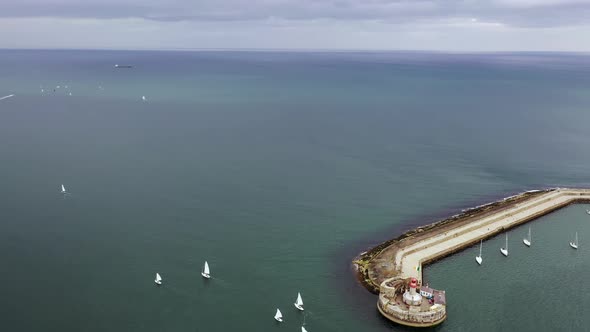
586, 209, 590, 215
570, 232, 578, 249
523, 226, 531, 247
500, 233, 508, 257
274, 308, 283, 322
294, 292, 304, 311
142, 96, 146, 101
61, 184, 67, 194
201, 261, 210, 279
475, 240, 483, 265
155, 273, 162, 285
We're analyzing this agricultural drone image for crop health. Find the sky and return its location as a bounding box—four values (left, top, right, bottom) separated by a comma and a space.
1, 0, 590, 51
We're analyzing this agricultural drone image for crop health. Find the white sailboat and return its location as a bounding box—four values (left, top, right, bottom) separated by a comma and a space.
500, 233, 508, 257
523, 226, 531, 247
61, 184, 67, 194
155, 273, 162, 285
274, 308, 283, 322
570, 232, 578, 249
294, 292, 304, 311
586, 209, 590, 215
201, 261, 210, 279
475, 240, 483, 265
142, 95, 146, 101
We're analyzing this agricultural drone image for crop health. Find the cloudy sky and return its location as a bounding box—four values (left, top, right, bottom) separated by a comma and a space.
1, 0, 590, 51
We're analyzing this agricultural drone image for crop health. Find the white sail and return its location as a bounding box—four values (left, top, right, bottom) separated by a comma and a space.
570, 232, 578, 249
274, 309, 283, 321
523, 227, 531, 247
156, 273, 162, 282
294, 291, 304, 310
301, 327, 308, 332
475, 240, 483, 265
500, 234, 508, 256
142, 96, 146, 101
201, 260, 211, 279
61, 184, 66, 193
506, 234, 508, 251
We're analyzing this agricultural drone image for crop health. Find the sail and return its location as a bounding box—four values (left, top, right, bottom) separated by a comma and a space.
296, 292, 303, 306
203, 261, 210, 275
274, 309, 282, 320
156, 273, 162, 282
61, 184, 66, 192
301, 327, 308, 332
479, 240, 482, 256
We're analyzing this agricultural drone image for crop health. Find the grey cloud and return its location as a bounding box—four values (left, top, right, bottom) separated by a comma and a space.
1, 0, 590, 27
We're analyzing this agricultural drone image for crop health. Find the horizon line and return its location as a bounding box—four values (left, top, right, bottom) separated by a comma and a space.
1, 47, 590, 55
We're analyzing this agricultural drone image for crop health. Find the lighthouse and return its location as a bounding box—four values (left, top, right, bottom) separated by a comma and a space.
378, 276, 447, 327
402, 277, 423, 306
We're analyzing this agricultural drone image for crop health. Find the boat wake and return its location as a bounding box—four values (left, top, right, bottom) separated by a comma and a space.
0, 94, 15, 101
205, 276, 233, 289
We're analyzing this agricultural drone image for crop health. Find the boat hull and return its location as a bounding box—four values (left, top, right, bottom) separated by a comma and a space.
155, 280, 162, 285
570, 243, 578, 249
274, 318, 283, 322
523, 239, 531, 247
294, 303, 304, 311
500, 248, 508, 257
201, 273, 210, 279
475, 256, 482, 265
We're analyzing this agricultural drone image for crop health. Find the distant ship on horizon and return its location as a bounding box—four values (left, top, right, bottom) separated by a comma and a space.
114, 64, 133, 68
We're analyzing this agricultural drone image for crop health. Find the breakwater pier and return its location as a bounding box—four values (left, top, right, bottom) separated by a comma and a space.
354, 188, 590, 327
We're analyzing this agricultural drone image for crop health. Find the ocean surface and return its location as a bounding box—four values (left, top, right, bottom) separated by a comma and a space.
0, 49, 589, 331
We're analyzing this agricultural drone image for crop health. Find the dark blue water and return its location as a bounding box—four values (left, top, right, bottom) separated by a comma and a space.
0, 50, 589, 331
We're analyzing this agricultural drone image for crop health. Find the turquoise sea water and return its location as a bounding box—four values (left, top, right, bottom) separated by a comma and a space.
1, 50, 590, 331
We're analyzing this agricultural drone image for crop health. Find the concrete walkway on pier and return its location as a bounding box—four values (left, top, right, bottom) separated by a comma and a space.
396, 188, 590, 282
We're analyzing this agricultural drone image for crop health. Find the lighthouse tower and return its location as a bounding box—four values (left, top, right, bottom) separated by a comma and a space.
402, 277, 423, 306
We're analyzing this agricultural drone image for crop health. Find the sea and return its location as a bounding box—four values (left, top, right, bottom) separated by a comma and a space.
0, 49, 589, 331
